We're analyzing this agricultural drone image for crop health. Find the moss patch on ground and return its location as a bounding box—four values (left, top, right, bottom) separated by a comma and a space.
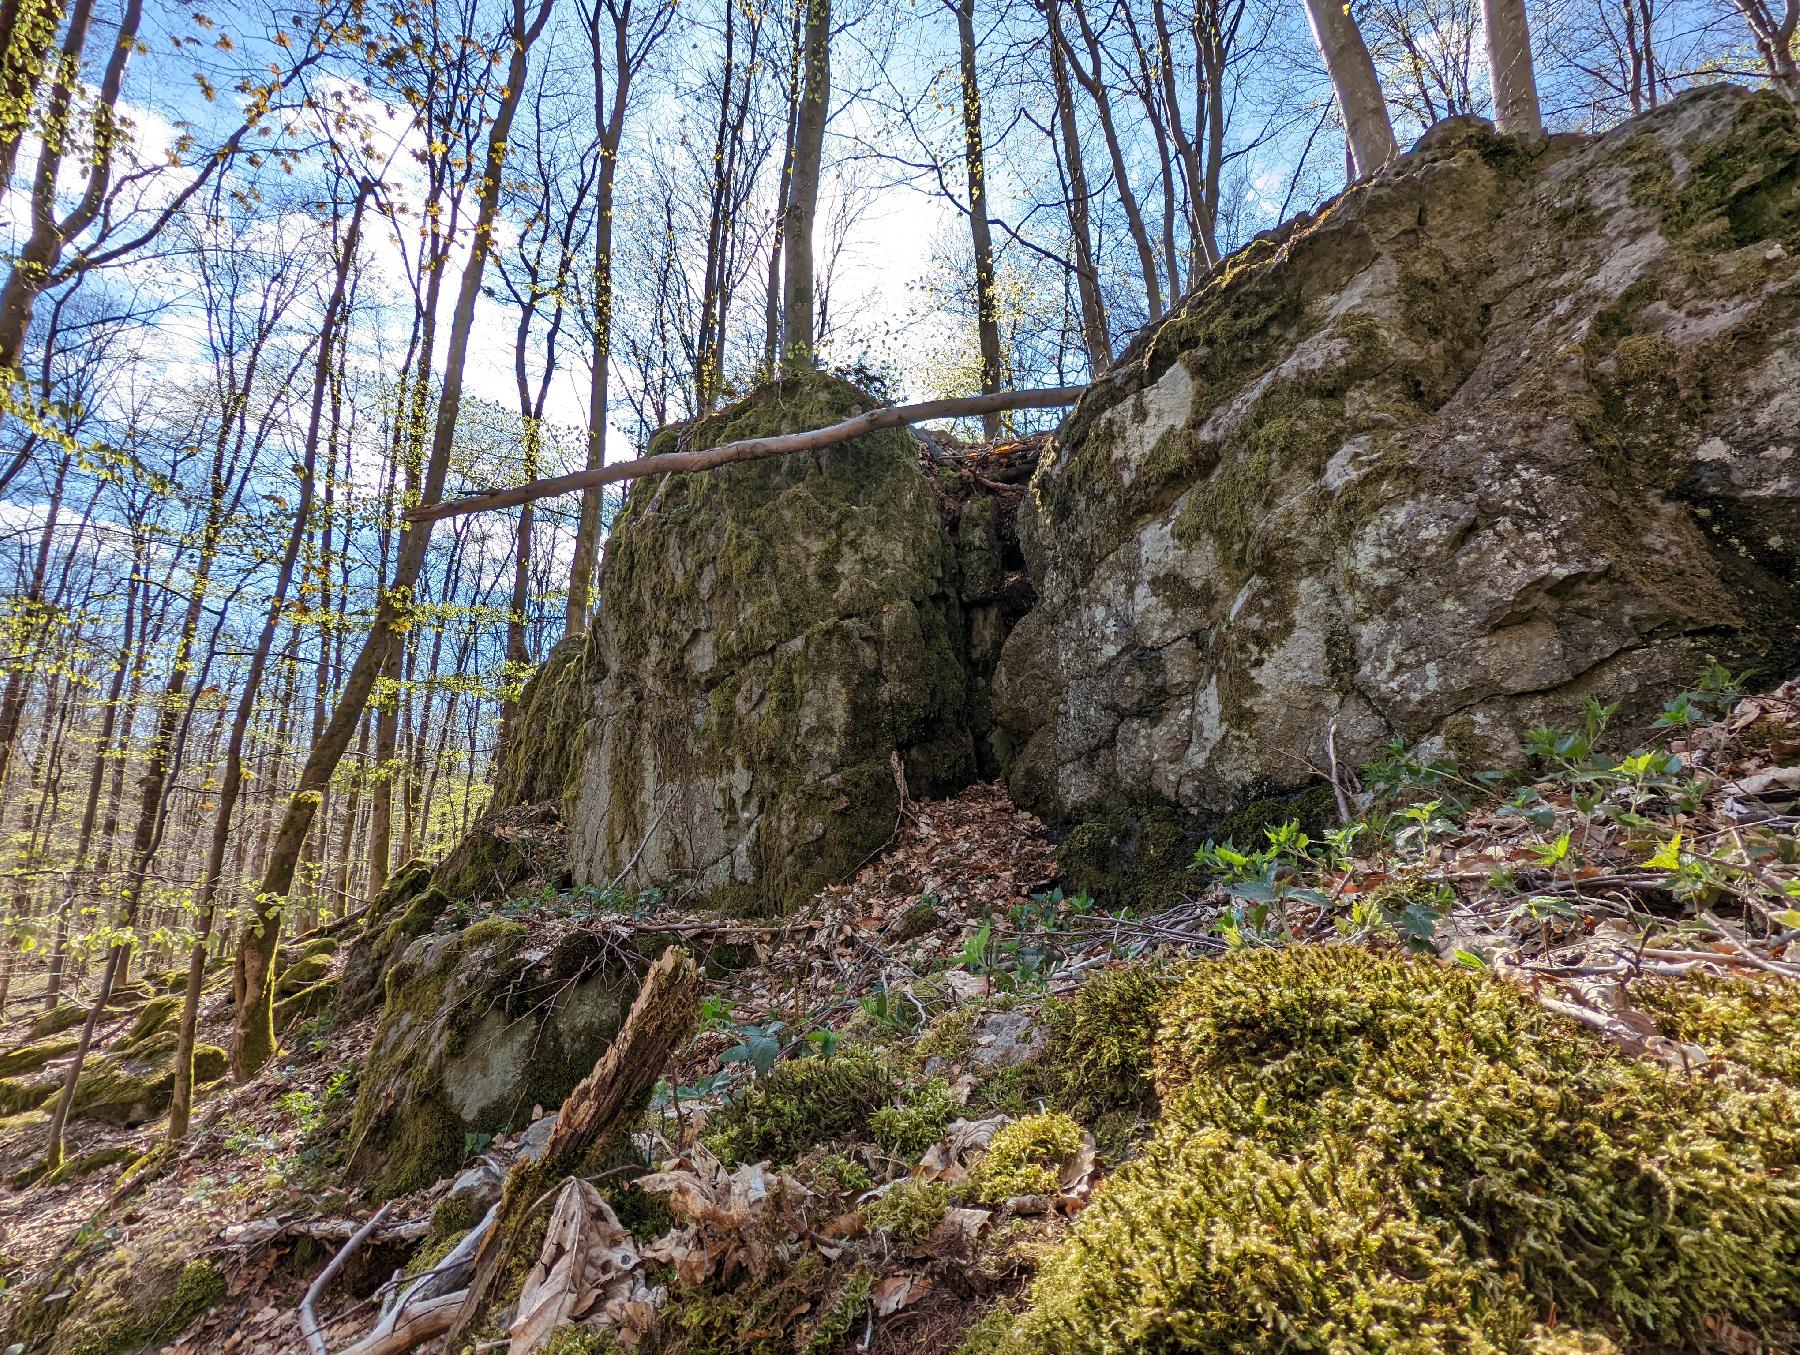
8, 1222, 226, 1355
706, 1046, 899, 1167
981, 946, 1800, 1353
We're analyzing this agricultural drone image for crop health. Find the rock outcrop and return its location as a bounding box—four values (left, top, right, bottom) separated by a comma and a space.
995, 86, 1799, 840
346, 918, 640, 1197
563, 374, 990, 915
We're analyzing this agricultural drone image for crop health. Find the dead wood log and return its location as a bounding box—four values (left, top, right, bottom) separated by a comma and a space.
407, 386, 1085, 524
444, 945, 700, 1344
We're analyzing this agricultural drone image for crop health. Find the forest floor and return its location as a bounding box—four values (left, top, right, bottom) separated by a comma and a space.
1, 677, 1797, 1353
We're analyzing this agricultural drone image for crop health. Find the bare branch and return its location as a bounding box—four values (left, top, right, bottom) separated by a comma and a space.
408, 385, 1084, 523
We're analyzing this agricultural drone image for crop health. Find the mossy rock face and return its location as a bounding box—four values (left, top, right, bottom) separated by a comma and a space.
275, 976, 338, 1029
489, 632, 592, 814
997, 86, 1800, 828
985, 946, 1800, 1353
275, 951, 331, 995
568, 371, 980, 914
0, 1075, 54, 1115
346, 918, 643, 1198
0, 1035, 76, 1078
10, 1221, 225, 1355
29, 1004, 88, 1040
63, 1033, 228, 1127
335, 858, 442, 1020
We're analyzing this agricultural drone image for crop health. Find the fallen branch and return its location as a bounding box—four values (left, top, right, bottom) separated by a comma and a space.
338, 1202, 498, 1355
406, 386, 1085, 524
301, 1200, 394, 1355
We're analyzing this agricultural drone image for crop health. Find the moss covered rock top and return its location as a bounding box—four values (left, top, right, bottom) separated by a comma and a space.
567, 371, 981, 914
996, 86, 1800, 835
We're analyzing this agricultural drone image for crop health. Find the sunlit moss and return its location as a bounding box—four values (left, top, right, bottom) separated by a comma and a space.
981, 946, 1800, 1353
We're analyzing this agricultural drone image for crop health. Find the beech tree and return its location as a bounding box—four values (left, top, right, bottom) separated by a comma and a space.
230, 0, 557, 1077
782, 0, 832, 364
1303, 0, 1399, 177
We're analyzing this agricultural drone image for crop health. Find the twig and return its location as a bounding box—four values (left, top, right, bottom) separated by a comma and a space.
301, 1200, 395, 1355
602, 799, 671, 894
1325, 718, 1353, 826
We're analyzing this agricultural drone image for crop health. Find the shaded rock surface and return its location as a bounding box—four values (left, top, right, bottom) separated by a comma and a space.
345, 918, 641, 1198
996, 86, 1800, 832
565, 373, 989, 914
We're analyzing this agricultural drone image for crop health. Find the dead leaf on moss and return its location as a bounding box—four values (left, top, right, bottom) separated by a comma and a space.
872, 1271, 933, 1315
917, 1115, 1009, 1185
509, 1177, 661, 1353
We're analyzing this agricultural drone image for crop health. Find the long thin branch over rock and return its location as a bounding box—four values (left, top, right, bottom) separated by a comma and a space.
406, 386, 1086, 523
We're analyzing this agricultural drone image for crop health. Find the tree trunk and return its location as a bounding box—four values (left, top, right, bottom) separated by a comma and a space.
781, 0, 830, 366
1059, 0, 1164, 322
1733, 0, 1798, 101
1301, 0, 1396, 179
229, 0, 555, 1079
953, 0, 1005, 434
1046, 0, 1111, 376
1482, 0, 1543, 136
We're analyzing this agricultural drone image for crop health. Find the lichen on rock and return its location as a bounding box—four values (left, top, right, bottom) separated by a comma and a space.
996, 86, 1800, 861
567, 371, 983, 914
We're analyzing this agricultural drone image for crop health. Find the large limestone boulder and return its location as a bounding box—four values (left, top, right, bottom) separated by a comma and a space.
997, 86, 1799, 833
567, 373, 978, 913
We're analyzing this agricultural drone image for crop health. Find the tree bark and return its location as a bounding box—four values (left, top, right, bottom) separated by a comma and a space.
1482, 0, 1543, 136
1046, 0, 1111, 376
0, 0, 145, 374
1733, 0, 1799, 101
952, 0, 1005, 434
781, 0, 831, 365
1301, 0, 1397, 179
1058, 0, 1165, 322
0, 0, 67, 193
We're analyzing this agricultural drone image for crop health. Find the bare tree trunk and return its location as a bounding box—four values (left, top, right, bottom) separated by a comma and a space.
230, 0, 555, 1078
0, 449, 70, 795
764, 3, 805, 374
1301, 0, 1396, 178
1058, 0, 1164, 321
366, 640, 402, 900
952, 0, 1005, 433
1482, 0, 1543, 135
1046, 0, 1111, 376
781, 0, 830, 366
1732, 0, 1798, 98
